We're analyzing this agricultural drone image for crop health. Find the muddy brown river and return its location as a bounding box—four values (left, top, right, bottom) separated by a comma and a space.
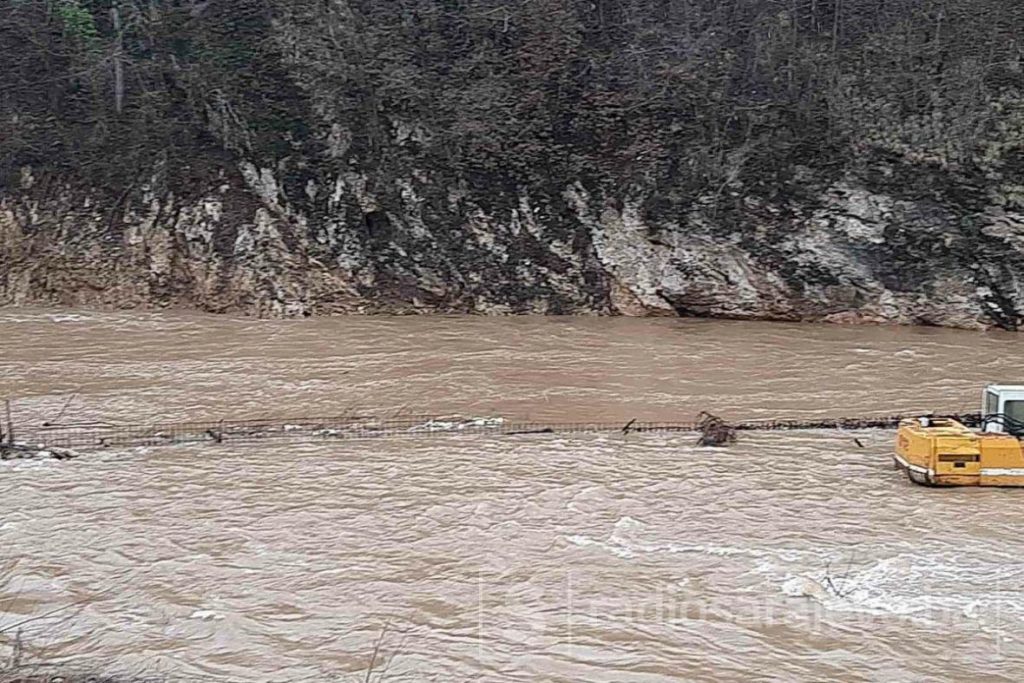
2, 309, 1024, 681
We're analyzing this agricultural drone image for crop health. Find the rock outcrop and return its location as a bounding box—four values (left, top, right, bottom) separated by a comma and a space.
2, 1, 1023, 329
4, 163, 1023, 329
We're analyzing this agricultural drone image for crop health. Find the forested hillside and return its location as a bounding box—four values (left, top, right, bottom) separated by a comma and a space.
2, 1, 1023, 327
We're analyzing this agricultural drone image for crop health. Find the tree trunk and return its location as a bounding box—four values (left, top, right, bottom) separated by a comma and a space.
832, 0, 841, 53
111, 5, 124, 115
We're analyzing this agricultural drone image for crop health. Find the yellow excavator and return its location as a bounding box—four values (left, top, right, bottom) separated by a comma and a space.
895, 385, 1024, 486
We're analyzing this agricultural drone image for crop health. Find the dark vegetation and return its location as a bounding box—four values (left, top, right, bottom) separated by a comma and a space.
2, 0, 1022, 213
2, 1, 1023, 326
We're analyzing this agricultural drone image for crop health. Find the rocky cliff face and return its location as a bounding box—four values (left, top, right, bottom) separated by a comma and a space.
4, 162, 1023, 329
2, 1, 1023, 329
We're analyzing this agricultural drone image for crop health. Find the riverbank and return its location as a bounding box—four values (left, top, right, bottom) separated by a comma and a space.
4, 2, 1023, 331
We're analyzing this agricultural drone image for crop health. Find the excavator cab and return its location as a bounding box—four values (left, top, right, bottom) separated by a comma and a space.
981, 385, 1024, 436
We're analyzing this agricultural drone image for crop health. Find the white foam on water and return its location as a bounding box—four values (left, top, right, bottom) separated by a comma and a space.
607, 516, 764, 558
567, 516, 775, 563
962, 600, 982, 619
610, 515, 645, 535
631, 540, 758, 557
777, 554, 1023, 632
45, 313, 96, 323
565, 534, 636, 559
576, 516, 1024, 637
189, 610, 224, 621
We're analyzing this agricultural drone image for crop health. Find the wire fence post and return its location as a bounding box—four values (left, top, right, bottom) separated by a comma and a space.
3, 399, 13, 446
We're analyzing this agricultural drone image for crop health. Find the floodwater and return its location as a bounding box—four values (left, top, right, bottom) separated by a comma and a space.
2, 309, 1024, 682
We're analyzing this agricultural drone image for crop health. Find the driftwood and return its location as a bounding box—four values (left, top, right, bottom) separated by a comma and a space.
695, 412, 737, 447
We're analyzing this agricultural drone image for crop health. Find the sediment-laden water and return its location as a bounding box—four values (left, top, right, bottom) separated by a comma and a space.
2, 310, 1024, 681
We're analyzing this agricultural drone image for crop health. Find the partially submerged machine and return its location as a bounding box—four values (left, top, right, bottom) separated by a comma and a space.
895, 385, 1024, 487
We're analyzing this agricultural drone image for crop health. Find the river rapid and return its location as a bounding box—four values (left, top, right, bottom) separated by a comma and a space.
2, 309, 1024, 681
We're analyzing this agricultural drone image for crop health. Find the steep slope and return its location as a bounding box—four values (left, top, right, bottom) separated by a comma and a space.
2, 0, 1023, 327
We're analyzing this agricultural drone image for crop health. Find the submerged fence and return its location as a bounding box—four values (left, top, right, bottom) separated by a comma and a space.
11, 411, 984, 452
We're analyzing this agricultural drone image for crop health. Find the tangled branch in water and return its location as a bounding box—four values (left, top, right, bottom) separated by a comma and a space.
695, 412, 736, 447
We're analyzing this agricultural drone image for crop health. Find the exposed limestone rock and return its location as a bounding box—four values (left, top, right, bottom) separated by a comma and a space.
2, 162, 1023, 330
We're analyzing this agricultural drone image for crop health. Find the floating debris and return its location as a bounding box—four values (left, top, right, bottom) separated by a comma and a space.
1, 442, 79, 461
695, 412, 737, 447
